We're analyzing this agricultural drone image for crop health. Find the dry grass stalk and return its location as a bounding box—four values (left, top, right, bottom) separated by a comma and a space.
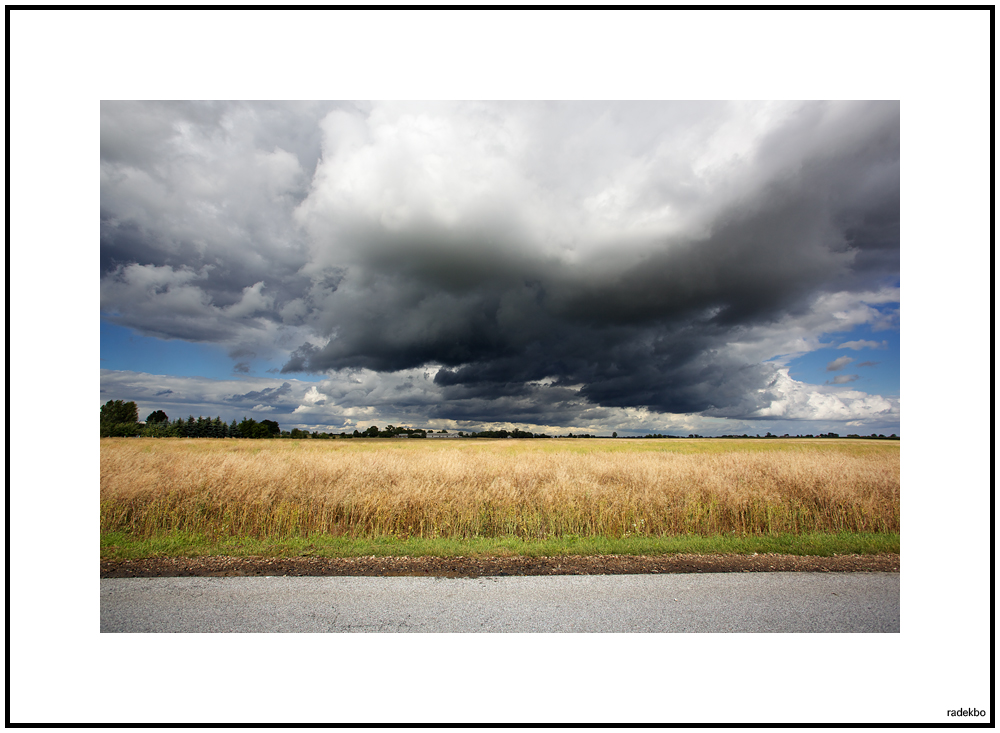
101, 438, 900, 539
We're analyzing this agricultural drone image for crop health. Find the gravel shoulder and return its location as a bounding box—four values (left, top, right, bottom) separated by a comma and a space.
101, 552, 899, 578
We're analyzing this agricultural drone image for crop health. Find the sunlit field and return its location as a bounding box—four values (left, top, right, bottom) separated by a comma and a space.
101, 438, 899, 541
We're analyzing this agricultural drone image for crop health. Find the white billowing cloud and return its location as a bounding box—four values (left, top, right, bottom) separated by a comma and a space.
826, 356, 855, 372
308, 104, 527, 232
298, 385, 328, 409
294, 101, 892, 271
302, 385, 323, 403
223, 281, 274, 319
752, 369, 898, 423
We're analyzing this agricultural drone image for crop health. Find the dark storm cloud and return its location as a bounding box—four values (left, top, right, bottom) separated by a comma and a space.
288, 105, 897, 415
101, 101, 899, 425
281, 342, 320, 373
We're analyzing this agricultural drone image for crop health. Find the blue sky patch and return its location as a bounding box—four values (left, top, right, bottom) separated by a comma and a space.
785, 324, 899, 397
100, 321, 323, 382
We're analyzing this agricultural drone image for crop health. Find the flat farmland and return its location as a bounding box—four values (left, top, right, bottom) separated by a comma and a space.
101, 438, 899, 558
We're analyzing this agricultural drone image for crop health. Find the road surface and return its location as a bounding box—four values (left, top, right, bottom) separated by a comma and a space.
101, 572, 899, 632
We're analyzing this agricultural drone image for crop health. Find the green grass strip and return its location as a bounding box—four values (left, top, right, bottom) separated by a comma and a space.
101, 530, 899, 561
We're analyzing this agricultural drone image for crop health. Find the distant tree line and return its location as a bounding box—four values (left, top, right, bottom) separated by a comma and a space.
101, 400, 899, 440
462, 428, 548, 438
100, 400, 279, 439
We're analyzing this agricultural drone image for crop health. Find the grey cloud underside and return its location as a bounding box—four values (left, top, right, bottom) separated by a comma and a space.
827, 375, 860, 385
227, 382, 293, 404
101, 101, 899, 422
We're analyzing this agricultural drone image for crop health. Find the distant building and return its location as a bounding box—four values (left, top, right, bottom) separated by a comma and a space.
426, 432, 461, 439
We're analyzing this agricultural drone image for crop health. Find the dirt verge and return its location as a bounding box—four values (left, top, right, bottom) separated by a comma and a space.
101, 553, 899, 578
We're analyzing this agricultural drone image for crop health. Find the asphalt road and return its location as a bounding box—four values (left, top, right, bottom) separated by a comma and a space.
101, 572, 899, 632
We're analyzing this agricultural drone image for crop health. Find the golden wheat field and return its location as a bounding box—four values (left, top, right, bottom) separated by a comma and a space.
100, 437, 900, 540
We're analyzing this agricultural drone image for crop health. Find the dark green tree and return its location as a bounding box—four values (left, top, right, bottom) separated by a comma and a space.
100, 399, 140, 437
101, 399, 138, 424
146, 409, 169, 424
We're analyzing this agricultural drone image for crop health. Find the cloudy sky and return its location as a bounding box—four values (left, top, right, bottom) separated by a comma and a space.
12, 8, 995, 724
100, 100, 901, 435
